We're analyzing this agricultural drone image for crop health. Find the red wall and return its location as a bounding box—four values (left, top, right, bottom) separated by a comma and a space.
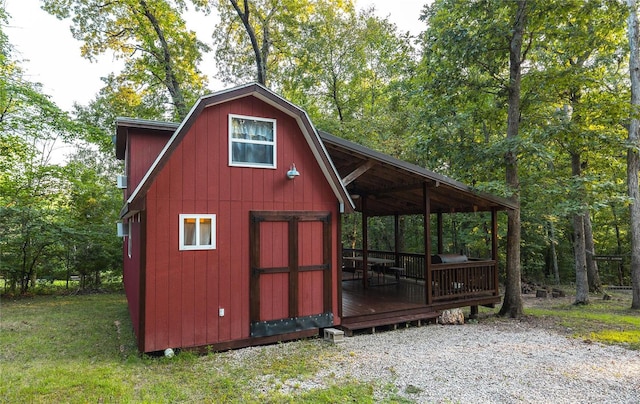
127, 131, 171, 199
141, 96, 341, 352
122, 215, 142, 343
122, 129, 172, 349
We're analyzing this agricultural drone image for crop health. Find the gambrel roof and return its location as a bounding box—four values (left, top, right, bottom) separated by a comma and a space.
116, 83, 354, 218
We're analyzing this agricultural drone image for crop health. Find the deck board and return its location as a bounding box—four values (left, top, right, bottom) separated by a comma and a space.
340, 275, 500, 334
342, 275, 427, 317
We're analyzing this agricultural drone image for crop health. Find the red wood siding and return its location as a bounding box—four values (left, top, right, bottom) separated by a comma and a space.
126, 131, 171, 200
141, 96, 341, 352
261, 222, 288, 269
298, 221, 324, 317
123, 217, 141, 340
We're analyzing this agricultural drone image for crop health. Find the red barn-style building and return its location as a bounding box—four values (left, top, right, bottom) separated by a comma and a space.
116, 83, 516, 353
116, 84, 351, 353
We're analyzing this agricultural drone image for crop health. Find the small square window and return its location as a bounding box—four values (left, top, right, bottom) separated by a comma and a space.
229, 114, 276, 168
179, 214, 216, 250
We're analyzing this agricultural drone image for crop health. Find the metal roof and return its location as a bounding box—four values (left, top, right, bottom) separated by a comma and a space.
319, 131, 517, 216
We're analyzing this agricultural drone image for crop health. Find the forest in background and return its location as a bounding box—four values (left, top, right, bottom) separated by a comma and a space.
1, 0, 638, 310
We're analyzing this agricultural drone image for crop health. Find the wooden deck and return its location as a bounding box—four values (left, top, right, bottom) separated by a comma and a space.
340, 274, 500, 335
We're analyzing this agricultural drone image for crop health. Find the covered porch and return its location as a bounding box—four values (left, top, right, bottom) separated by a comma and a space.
320, 131, 517, 334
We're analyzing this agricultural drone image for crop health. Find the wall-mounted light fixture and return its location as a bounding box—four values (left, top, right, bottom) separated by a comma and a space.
286, 163, 300, 179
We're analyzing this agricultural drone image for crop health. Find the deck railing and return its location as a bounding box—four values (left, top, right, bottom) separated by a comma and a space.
343, 249, 426, 278
343, 249, 497, 300
431, 260, 496, 301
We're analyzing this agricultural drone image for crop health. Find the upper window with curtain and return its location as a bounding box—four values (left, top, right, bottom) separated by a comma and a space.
228, 114, 276, 168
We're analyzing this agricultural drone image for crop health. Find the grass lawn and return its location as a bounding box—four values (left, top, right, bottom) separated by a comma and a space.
1, 288, 637, 402
520, 288, 640, 350
0, 292, 398, 403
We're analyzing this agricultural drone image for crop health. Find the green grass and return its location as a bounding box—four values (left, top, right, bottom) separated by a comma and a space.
0, 293, 408, 403
521, 290, 640, 350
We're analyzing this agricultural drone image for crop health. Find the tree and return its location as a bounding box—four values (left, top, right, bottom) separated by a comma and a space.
498, 0, 527, 317
42, 0, 209, 120
417, 0, 528, 317
627, 0, 640, 309
1, 137, 70, 295
201, 0, 354, 87
529, 0, 628, 298
64, 150, 123, 288
280, 4, 416, 150
1, 9, 123, 294
417, 0, 633, 303
0, 24, 77, 292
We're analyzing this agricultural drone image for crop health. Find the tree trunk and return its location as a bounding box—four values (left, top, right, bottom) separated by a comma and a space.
628, 0, 640, 309
573, 213, 590, 304
572, 153, 590, 304
611, 203, 625, 285
139, 0, 188, 117
229, 0, 267, 85
499, 0, 526, 318
548, 221, 560, 285
583, 211, 602, 292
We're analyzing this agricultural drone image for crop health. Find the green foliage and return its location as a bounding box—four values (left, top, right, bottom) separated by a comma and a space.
280, 3, 416, 153
204, 0, 356, 86
42, 0, 209, 119
412, 0, 631, 286
0, 16, 122, 294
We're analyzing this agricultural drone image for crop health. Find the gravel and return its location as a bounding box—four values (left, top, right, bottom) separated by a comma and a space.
230, 321, 640, 403
326, 322, 640, 403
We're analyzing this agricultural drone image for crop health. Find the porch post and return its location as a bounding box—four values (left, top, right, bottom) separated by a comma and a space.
394, 214, 400, 266
424, 183, 433, 305
437, 212, 443, 254
492, 207, 499, 296
362, 196, 369, 289
337, 210, 343, 319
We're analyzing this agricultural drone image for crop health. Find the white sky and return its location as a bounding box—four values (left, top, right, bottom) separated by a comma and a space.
4, 0, 428, 112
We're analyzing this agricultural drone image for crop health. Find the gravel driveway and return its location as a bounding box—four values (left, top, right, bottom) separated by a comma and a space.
324, 322, 640, 403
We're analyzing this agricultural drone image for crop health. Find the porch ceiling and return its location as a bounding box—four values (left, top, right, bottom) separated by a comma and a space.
319, 131, 517, 216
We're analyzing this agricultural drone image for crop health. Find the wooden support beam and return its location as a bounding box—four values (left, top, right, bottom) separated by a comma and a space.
394, 214, 400, 267
362, 197, 369, 289
492, 207, 499, 296
424, 182, 433, 305
437, 212, 443, 255
342, 160, 376, 186
364, 181, 424, 195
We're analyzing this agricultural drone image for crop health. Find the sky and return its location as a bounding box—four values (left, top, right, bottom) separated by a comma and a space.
4, 0, 429, 112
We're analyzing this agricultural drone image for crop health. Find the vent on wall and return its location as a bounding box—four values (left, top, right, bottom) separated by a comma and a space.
116, 175, 127, 189
117, 222, 129, 237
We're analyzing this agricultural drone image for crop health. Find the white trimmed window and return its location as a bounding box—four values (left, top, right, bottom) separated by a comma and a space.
179, 214, 216, 250
229, 114, 276, 168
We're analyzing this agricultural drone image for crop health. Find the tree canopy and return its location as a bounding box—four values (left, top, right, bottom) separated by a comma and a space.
1, 1, 638, 309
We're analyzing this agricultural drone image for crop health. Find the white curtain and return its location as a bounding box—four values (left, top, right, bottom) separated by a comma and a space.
199, 218, 212, 246
184, 219, 196, 246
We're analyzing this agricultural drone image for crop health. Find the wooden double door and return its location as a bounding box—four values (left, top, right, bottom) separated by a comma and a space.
249, 211, 333, 337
